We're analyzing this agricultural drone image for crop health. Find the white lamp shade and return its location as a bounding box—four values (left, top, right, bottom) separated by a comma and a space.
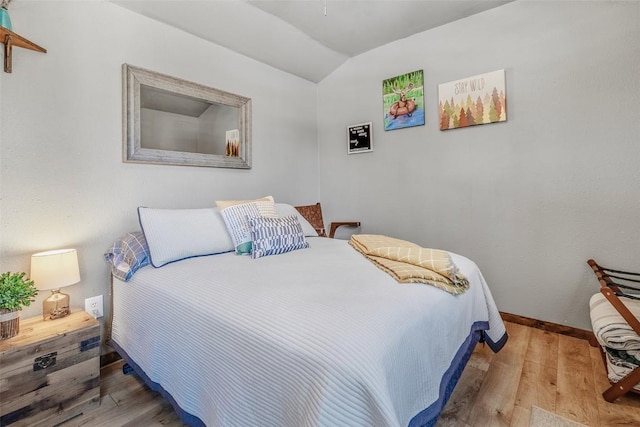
30, 249, 81, 291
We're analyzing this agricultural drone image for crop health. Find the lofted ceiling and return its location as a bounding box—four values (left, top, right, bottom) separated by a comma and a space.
113, 0, 512, 83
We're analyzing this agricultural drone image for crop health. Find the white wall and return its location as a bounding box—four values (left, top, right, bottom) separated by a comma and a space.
317, 0, 640, 330
141, 109, 200, 152
2, 0, 638, 336
0, 1, 319, 326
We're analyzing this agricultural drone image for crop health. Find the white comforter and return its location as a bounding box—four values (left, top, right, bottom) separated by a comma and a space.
111, 237, 505, 427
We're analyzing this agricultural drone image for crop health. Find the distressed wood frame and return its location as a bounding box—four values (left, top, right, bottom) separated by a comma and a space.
122, 64, 252, 169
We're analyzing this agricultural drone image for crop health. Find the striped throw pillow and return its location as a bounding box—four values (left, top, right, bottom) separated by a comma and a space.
248, 215, 309, 259
220, 202, 263, 255
216, 196, 277, 217
217, 197, 278, 255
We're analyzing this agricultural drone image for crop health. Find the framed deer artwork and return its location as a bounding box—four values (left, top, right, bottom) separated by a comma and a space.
382, 70, 425, 131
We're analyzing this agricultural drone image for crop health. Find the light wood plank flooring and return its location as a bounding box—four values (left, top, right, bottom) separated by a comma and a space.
63, 322, 640, 426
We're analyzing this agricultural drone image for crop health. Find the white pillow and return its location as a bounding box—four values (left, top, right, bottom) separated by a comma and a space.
138, 207, 234, 267
275, 203, 319, 237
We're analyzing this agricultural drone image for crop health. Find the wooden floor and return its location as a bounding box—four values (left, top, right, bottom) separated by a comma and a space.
62, 321, 640, 427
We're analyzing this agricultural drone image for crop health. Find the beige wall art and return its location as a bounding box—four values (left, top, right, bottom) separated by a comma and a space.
438, 69, 507, 131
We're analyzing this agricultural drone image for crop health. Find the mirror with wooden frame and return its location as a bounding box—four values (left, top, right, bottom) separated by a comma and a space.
122, 64, 252, 169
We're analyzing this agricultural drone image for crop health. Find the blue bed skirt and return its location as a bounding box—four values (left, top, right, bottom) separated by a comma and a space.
111, 320, 507, 427
110, 340, 207, 427
409, 320, 507, 427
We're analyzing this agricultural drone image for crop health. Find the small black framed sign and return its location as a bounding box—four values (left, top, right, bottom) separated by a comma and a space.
347, 122, 373, 154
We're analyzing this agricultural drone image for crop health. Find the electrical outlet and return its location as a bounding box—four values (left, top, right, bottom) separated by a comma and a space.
85, 295, 104, 319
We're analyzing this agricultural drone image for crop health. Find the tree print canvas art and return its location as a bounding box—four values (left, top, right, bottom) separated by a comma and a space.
438, 69, 507, 131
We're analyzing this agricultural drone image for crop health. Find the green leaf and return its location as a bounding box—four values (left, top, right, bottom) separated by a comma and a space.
0, 271, 38, 311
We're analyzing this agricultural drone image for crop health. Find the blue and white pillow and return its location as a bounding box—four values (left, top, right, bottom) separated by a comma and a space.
248, 215, 309, 259
219, 202, 263, 255
104, 231, 150, 281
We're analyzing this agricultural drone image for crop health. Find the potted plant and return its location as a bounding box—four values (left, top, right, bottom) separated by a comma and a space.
0, 271, 38, 340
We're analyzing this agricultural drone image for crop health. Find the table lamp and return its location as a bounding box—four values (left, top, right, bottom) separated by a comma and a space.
30, 248, 80, 320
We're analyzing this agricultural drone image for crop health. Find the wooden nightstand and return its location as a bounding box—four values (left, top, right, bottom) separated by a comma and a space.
0, 310, 100, 426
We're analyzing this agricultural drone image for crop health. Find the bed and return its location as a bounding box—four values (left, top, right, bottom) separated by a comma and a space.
106, 202, 507, 427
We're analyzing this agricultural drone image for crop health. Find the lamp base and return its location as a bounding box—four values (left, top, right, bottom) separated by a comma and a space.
43, 289, 70, 320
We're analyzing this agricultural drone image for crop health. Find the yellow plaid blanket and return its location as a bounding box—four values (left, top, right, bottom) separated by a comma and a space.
349, 234, 469, 295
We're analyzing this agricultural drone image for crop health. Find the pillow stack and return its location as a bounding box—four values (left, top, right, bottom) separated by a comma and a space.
216, 196, 311, 259
216, 196, 278, 255
105, 198, 318, 280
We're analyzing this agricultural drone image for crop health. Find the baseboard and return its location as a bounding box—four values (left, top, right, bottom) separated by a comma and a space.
500, 311, 595, 341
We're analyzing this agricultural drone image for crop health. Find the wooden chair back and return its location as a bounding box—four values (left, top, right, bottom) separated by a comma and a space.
295, 203, 327, 237
294, 203, 361, 238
